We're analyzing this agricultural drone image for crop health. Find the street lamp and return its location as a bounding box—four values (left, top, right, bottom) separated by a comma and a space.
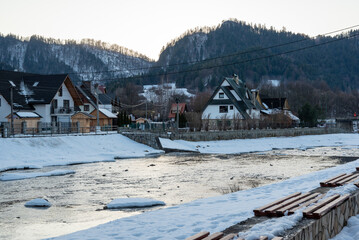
176, 98, 179, 132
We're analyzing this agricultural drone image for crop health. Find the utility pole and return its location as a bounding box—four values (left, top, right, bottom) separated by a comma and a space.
95, 84, 100, 132
9, 81, 16, 137
176, 98, 179, 133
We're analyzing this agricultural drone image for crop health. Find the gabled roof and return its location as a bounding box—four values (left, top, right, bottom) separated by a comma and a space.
0, 70, 82, 110
202, 75, 264, 119
168, 103, 187, 118
6, 111, 42, 119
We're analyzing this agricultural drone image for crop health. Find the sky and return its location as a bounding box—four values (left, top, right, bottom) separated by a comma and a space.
0, 0, 358, 60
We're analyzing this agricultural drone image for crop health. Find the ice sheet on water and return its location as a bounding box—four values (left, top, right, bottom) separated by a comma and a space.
0, 169, 75, 181
25, 198, 51, 208
106, 198, 165, 209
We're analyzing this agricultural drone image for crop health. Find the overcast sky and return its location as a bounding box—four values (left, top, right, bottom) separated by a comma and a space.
0, 0, 358, 60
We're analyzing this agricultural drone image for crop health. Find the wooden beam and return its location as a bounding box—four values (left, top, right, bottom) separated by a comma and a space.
253, 192, 301, 216
185, 231, 210, 240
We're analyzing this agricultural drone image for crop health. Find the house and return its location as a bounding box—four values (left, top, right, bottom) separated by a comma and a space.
89, 108, 117, 128
5, 112, 42, 134
168, 103, 187, 120
0, 70, 82, 124
71, 112, 95, 133
76, 81, 118, 114
201, 74, 264, 130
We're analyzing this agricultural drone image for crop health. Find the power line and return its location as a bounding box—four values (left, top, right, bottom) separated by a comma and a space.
65, 24, 359, 76
77, 31, 359, 83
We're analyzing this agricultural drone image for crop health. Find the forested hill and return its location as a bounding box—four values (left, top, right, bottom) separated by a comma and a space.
0, 34, 153, 82
148, 20, 359, 91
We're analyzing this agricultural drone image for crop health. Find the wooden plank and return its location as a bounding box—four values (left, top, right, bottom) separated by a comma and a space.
219, 234, 237, 240
320, 174, 346, 187
312, 194, 350, 219
289, 194, 324, 214
203, 232, 224, 240
326, 174, 350, 186
253, 192, 302, 216
347, 176, 359, 184
185, 231, 210, 240
259, 236, 268, 240
276, 193, 321, 216
303, 194, 340, 217
265, 193, 312, 214
272, 237, 284, 240
337, 173, 359, 185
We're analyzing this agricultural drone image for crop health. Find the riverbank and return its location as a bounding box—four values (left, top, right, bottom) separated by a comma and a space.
0, 134, 163, 172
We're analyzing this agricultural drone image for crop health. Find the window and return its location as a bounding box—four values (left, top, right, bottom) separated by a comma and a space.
58, 86, 63, 97
219, 92, 224, 98
219, 106, 228, 113
84, 105, 90, 111
53, 99, 58, 109
230, 105, 234, 110
63, 100, 70, 109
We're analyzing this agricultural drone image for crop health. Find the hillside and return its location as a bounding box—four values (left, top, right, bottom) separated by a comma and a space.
0, 34, 153, 83
147, 20, 359, 91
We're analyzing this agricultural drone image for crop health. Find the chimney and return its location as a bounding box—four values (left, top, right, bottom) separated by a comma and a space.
233, 74, 239, 85
251, 89, 258, 106
83, 81, 94, 93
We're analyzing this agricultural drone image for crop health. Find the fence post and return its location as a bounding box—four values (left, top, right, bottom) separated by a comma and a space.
76, 121, 80, 133
37, 121, 42, 134
21, 121, 27, 134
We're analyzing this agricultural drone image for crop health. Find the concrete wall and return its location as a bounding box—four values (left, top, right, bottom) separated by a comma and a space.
287, 192, 359, 240
120, 127, 349, 149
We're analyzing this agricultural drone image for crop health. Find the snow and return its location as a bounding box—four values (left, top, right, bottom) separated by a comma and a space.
51, 155, 359, 240
106, 198, 165, 209
99, 108, 117, 118
330, 215, 359, 240
238, 210, 303, 240
0, 134, 163, 172
141, 83, 194, 102
0, 169, 75, 181
24, 198, 51, 208
159, 133, 359, 154
15, 111, 41, 118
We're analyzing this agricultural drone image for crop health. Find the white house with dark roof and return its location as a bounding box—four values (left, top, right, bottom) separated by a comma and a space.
0, 70, 82, 123
202, 74, 263, 123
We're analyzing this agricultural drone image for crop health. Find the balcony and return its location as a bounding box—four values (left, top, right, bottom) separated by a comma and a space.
51, 107, 74, 115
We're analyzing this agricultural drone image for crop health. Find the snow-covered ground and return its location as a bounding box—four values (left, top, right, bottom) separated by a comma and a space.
160, 133, 359, 154
50, 156, 359, 240
35, 133, 357, 240
0, 134, 163, 172
0, 169, 75, 181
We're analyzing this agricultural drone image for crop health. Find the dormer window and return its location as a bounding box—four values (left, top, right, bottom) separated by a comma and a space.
219, 92, 224, 98
59, 86, 63, 97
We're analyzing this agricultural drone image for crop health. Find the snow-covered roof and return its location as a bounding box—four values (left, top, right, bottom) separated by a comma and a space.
12, 112, 42, 118
99, 108, 117, 118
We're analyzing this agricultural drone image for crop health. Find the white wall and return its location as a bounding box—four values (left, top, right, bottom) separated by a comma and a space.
202, 105, 243, 120
79, 104, 96, 113
0, 94, 11, 122
34, 104, 51, 122
53, 83, 74, 108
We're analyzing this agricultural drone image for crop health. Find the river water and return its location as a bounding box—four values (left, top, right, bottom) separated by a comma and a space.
1, 146, 359, 240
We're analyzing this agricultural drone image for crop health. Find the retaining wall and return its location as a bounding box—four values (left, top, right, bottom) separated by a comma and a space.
286, 191, 359, 240
121, 127, 349, 149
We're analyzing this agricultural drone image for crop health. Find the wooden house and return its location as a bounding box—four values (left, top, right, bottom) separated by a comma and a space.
71, 112, 95, 133
89, 108, 117, 128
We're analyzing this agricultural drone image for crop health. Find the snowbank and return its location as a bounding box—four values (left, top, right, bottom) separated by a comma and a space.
0, 134, 163, 172
0, 169, 75, 181
159, 133, 359, 154
106, 198, 165, 209
51, 157, 359, 240
330, 214, 359, 240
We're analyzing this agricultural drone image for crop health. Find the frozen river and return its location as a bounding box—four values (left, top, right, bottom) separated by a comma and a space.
1, 146, 359, 240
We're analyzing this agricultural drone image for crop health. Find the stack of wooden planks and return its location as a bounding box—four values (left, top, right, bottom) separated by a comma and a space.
253, 192, 323, 217
303, 194, 350, 219
320, 173, 359, 187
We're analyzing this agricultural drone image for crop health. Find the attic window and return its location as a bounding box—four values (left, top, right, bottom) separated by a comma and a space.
59, 86, 63, 97
33, 82, 39, 87
219, 92, 224, 98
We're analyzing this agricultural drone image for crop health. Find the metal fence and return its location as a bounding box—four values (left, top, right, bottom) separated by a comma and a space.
0, 122, 118, 138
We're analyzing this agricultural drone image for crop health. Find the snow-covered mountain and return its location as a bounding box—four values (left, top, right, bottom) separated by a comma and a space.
0, 35, 153, 81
